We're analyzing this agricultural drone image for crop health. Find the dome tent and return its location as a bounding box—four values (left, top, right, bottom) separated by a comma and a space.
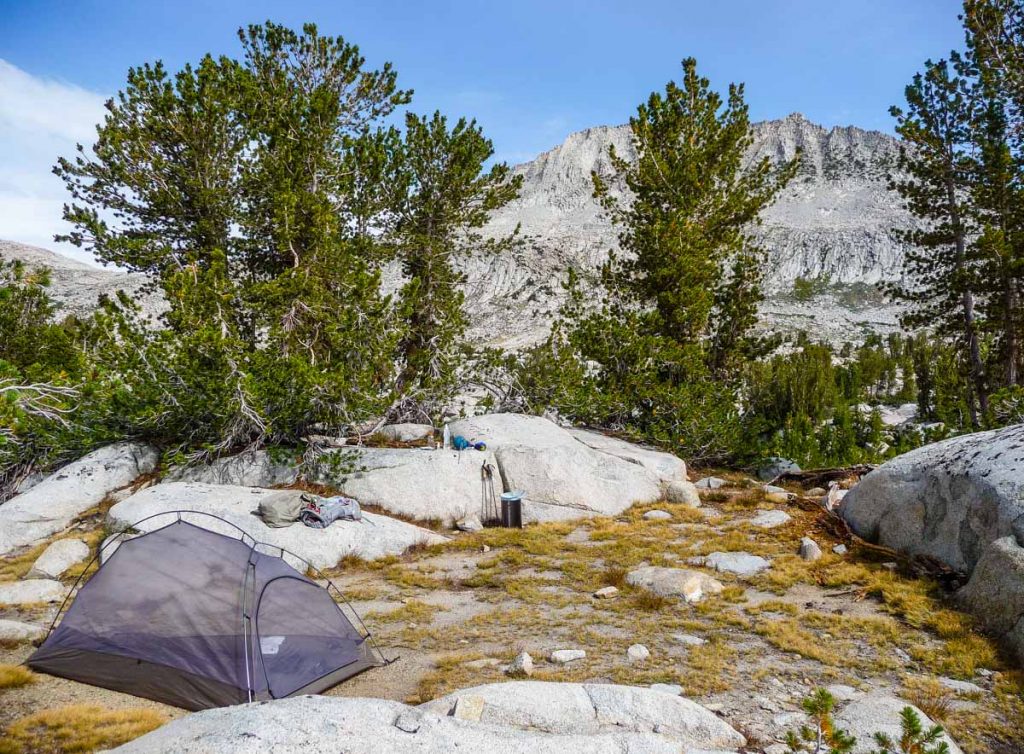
28, 512, 384, 711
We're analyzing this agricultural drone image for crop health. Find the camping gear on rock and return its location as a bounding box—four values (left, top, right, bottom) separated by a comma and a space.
452, 435, 487, 452
28, 512, 384, 711
500, 490, 524, 528
298, 494, 361, 529
256, 490, 304, 528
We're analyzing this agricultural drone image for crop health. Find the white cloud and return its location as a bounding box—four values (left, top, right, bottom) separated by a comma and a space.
0, 59, 107, 265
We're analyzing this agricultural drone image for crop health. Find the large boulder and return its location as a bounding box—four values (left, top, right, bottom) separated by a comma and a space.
108, 693, 716, 754
310, 447, 498, 526
421, 681, 744, 750
166, 450, 299, 488
958, 536, 1024, 663
566, 428, 687, 483
0, 442, 158, 556
106, 482, 446, 570
449, 414, 661, 522
841, 424, 1024, 665
834, 694, 962, 754
841, 424, 1024, 573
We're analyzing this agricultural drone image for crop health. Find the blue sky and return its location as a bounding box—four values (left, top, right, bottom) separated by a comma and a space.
1, 0, 965, 259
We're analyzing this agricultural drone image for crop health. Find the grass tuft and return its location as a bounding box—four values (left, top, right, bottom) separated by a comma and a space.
0, 664, 36, 690
0, 705, 166, 754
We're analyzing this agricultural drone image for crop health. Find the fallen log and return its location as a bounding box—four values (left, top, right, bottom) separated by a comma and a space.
774, 464, 876, 488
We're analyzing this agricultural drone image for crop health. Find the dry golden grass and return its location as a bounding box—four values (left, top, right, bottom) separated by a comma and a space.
630, 589, 670, 611
0, 664, 36, 689
756, 617, 841, 666
0, 543, 50, 583
365, 599, 441, 624
745, 599, 799, 616
599, 565, 628, 589
679, 639, 737, 695
0, 705, 166, 754
903, 675, 955, 721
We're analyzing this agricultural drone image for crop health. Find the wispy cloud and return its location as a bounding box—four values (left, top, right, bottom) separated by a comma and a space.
0, 59, 107, 265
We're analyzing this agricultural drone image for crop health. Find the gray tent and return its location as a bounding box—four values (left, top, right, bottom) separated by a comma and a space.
28, 514, 383, 710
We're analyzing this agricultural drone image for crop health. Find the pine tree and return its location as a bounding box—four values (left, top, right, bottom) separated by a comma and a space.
889, 55, 989, 426
970, 94, 1024, 386
964, 1, 1024, 389
386, 111, 521, 411
592, 57, 797, 376
53, 22, 414, 456
517, 58, 796, 462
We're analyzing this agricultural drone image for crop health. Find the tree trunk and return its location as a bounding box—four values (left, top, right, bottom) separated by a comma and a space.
948, 175, 986, 427
1005, 278, 1020, 386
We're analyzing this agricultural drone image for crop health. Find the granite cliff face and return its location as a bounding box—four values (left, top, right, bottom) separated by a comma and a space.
465, 112, 910, 347
0, 239, 150, 320
0, 113, 912, 346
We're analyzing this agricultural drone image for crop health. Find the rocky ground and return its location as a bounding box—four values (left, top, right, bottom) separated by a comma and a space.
1, 468, 1022, 753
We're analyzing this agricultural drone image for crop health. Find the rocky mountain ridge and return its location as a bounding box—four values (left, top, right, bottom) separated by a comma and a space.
468, 112, 910, 346
0, 113, 912, 345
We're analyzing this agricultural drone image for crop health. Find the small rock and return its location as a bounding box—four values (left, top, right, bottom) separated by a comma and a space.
765, 492, 791, 505
672, 633, 707, 646
806, 487, 827, 497
758, 457, 800, 482
772, 711, 806, 727
643, 509, 672, 521
626, 644, 650, 662
764, 744, 790, 754
27, 538, 90, 580
825, 684, 861, 701
593, 586, 619, 599
394, 709, 422, 733
704, 702, 724, 712
822, 482, 847, 512
456, 516, 483, 532
451, 695, 486, 721
763, 484, 786, 494
702, 551, 771, 577
0, 618, 47, 644
881, 561, 898, 571
507, 651, 533, 677
481, 544, 491, 553
749, 510, 792, 529
695, 477, 726, 490
832, 544, 848, 555
626, 566, 724, 603
665, 480, 701, 507
976, 668, 993, 678
549, 649, 586, 664
939, 677, 985, 696
799, 537, 823, 562
649, 683, 682, 695
0, 579, 66, 606
379, 423, 435, 443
